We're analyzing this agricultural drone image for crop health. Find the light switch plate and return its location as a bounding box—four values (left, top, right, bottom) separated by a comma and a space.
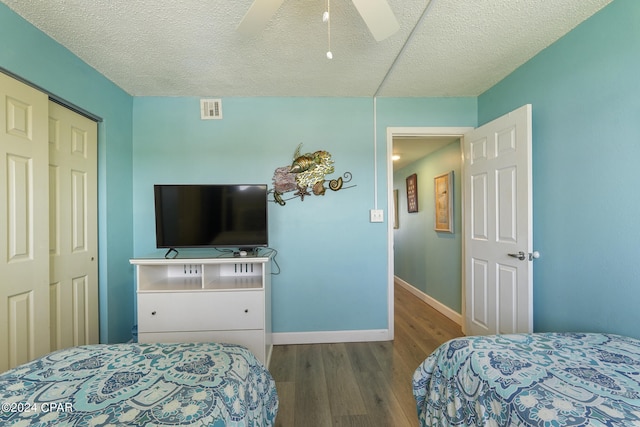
370, 209, 384, 223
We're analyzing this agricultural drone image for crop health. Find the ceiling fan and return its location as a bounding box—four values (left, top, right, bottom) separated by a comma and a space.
237, 0, 400, 41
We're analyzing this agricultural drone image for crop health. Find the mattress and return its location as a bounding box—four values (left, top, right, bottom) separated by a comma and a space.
413, 333, 640, 426
0, 342, 278, 426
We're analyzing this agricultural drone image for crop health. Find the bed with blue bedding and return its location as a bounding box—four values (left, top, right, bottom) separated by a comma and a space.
0, 342, 278, 426
413, 333, 640, 426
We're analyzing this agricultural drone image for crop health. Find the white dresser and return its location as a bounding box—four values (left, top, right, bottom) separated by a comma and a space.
130, 254, 272, 366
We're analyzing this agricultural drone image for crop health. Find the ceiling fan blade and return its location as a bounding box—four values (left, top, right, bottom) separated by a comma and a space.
351, 0, 399, 41
237, 0, 286, 36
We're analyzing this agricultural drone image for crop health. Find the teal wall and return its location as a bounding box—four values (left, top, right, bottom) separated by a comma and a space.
132, 97, 476, 333
479, 0, 640, 338
393, 141, 462, 313
0, 4, 134, 343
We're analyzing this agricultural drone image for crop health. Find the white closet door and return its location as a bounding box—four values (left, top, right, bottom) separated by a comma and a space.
48, 101, 98, 350
0, 72, 50, 371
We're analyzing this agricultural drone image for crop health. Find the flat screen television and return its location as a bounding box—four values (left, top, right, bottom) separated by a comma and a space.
154, 184, 268, 250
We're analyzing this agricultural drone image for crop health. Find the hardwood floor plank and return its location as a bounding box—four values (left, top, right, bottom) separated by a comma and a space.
368, 341, 422, 424
271, 345, 297, 427
270, 344, 297, 382
293, 344, 333, 427
322, 343, 367, 417
351, 367, 414, 427
345, 342, 413, 427
332, 414, 376, 427
273, 381, 295, 427
344, 341, 382, 375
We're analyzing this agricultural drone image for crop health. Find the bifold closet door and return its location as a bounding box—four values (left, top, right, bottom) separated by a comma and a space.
48, 102, 98, 350
0, 72, 51, 372
0, 73, 98, 371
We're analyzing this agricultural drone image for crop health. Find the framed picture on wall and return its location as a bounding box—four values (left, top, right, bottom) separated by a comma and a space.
406, 174, 418, 213
434, 171, 453, 232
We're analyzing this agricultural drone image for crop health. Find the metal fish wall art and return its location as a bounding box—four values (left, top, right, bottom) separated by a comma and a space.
270, 144, 354, 205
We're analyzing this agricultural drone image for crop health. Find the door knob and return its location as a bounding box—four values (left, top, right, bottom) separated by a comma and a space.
508, 251, 540, 261
508, 251, 527, 260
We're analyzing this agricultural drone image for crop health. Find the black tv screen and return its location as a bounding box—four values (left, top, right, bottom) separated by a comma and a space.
154, 184, 268, 249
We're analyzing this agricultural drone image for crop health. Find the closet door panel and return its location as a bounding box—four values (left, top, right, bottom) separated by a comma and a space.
48, 101, 98, 350
0, 72, 50, 371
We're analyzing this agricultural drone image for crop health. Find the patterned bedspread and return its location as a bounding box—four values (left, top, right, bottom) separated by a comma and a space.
0, 342, 278, 426
413, 333, 640, 426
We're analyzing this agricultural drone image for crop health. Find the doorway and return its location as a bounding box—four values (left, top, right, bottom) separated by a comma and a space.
385, 127, 473, 339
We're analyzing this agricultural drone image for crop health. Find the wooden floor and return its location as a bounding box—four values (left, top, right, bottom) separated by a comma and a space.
269, 282, 463, 427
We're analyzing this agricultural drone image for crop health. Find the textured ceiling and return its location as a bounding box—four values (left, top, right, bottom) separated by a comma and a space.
1, 0, 612, 97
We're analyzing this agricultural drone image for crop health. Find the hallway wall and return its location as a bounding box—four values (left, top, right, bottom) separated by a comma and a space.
393, 140, 462, 313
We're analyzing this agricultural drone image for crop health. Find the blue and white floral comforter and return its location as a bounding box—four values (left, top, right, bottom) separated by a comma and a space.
413, 333, 640, 426
0, 342, 278, 426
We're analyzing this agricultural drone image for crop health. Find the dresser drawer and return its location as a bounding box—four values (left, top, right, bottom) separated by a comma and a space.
138, 291, 264, 333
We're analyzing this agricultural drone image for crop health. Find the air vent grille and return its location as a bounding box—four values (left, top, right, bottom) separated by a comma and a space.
200, 98, 222, 120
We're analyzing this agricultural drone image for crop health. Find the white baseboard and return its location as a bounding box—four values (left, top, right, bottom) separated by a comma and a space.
272, 329, 390, 345
394, 276, 462, 326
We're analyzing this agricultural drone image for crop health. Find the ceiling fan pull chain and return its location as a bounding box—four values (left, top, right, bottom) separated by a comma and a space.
326, 0, 333, 59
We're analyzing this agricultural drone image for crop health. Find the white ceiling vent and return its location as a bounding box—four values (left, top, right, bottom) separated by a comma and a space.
200, 98, 222, 120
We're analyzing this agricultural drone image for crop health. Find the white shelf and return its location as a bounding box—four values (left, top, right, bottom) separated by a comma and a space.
133, 256, 267, 292
138, 277, 203, 292
204, 276, 262, 290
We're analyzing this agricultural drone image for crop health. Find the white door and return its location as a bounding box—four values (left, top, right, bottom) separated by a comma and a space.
463, 104, 533, 336
0, 73, 50, 371
48, 102, 99, 350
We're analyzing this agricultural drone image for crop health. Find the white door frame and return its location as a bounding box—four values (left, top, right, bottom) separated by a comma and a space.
386, 127, 474, 339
